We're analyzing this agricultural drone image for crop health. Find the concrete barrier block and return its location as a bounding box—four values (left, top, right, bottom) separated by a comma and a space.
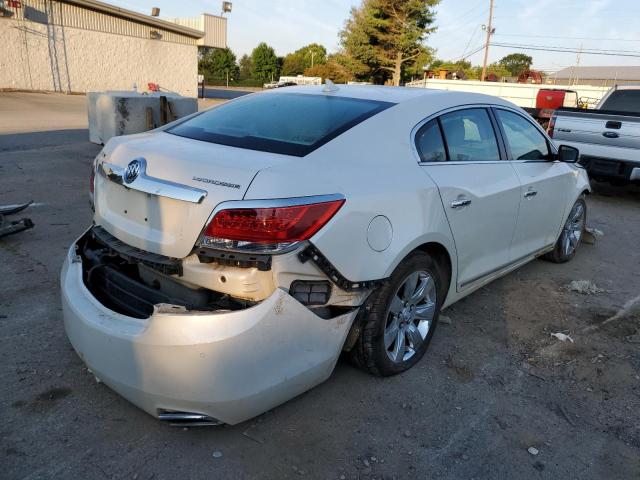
87, 92, 198, 145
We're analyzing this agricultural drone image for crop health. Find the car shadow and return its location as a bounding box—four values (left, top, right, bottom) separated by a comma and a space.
590, 180, 640, 202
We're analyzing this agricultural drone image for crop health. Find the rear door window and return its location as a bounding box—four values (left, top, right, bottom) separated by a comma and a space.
415, 119, 446, 162
167, 93, 394, 157
439, 109, 500, 161
600, 90, 640, 113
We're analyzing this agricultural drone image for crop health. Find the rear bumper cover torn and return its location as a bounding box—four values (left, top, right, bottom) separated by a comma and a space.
61, 242, 359, 425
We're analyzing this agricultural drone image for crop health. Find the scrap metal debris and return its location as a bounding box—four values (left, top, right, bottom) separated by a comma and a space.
566, 280, 605, 295
550, 332, 574, 343
583, 226, 604, 245
0, 201, 35, 238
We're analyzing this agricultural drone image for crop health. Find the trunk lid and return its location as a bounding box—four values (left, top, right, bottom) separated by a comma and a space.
94, 131, 290, 258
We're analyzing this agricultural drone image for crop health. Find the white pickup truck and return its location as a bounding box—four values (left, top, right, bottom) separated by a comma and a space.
549, 85, 640, 184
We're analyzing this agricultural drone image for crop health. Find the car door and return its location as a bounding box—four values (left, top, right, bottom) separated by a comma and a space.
493, 108, 573, 260
416, 107, 522, 291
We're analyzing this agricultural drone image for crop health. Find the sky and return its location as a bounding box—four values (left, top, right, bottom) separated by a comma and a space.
113, 0, 640, 72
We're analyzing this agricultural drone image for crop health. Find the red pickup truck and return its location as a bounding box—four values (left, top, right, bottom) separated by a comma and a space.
524, 89, 579, 128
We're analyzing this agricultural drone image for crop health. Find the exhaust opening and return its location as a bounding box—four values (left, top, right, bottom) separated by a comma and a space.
158, 410, 224, 427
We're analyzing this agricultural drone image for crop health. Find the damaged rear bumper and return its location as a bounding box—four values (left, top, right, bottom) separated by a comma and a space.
61, 243, 358, 425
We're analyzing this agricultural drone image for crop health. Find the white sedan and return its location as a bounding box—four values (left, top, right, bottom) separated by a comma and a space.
61, 85, 590, 425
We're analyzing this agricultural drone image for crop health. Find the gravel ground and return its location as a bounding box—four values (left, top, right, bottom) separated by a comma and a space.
1, 93, 639, 480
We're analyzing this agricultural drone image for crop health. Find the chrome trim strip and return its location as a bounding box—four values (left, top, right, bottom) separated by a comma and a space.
411, 103, 558, 165
195, 193, 346, 255
97, 158, 208, 204
459, 243, 555, 289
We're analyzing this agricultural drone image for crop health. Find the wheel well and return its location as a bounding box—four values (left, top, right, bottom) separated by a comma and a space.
414, 242, 452, 302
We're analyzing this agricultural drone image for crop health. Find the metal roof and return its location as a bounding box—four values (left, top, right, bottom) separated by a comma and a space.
62, 0, 205, 38
553, 66, 640, 80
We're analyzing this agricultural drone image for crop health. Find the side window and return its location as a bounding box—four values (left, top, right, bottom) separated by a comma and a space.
415, 119, 446, 162
495, 109, 550, 160
440, 109, 500, 162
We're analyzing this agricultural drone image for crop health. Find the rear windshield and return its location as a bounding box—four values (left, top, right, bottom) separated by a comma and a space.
167, 93, 394, 156
600, 90, 640, 113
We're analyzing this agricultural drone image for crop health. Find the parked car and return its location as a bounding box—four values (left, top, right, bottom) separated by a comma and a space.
263, 81, 279, 89
62, 86, 590, 425
549, 84, 640, 184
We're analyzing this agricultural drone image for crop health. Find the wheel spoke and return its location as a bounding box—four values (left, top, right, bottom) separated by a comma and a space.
406, 324, 423, 348
563, 231, 572, 256
402, 273, 420, 301
571, 204, 583, 223
384, 318, 400, 349
415, 300, 436, 320
392, 330, 406, 362
389, 294, 404, 315
410, 276, 430, 303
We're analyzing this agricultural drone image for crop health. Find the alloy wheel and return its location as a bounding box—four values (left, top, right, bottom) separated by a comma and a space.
384, 271, 437, 364
561, 201, 585, 257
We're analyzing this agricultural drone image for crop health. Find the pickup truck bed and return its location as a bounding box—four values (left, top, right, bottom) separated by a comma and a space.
550, 86, 640, 184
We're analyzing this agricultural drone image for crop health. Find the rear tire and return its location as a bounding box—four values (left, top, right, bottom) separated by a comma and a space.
349, 251, 445, 376
543, 196, 586, 263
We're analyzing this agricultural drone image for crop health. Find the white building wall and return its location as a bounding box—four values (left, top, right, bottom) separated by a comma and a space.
0, 1, 200, 96
169, 14, 227, 48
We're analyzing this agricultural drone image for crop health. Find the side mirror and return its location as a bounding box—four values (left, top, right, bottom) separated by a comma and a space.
558, 145, 579, 163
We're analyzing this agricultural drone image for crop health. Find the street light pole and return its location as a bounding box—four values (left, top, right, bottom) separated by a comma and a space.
480, 0, 495, 82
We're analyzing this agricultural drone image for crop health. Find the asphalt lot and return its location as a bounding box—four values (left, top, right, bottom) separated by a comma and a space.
203, 87, 254, 100
1, 92, 639, 480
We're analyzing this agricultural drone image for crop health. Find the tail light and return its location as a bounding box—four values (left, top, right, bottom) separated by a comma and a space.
200, 197, 345, 254
547, 114, 556, 138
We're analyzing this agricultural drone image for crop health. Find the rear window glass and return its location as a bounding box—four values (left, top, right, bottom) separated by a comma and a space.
600, 90, 640, 113
167, 93, 394, 156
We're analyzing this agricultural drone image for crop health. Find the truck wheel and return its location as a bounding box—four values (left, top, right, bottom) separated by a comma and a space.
349, 252, 444, 376
543, 196, 586, 263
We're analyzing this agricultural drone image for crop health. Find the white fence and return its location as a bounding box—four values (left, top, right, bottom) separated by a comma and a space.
405, 79, 610, 108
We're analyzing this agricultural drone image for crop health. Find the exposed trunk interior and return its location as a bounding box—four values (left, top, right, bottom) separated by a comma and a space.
78, 228, 255, 319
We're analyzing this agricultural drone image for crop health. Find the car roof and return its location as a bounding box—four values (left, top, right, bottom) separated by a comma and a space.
262, 84, 513, 107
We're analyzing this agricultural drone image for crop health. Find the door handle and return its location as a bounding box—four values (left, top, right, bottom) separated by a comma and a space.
524, 190, 538, 198
451, 198, 471, 209
602, 131, 619, 139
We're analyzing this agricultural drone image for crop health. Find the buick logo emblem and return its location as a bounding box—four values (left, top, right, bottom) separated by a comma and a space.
124, 159, 141, 183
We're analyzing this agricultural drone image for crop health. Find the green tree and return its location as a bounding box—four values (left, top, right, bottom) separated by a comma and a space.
498, 53, 533, 76
238, 54, 253, 80
340, 0, 440, 85
251, 43, 280, 81
198, 47, 239, 82
281, 44, 327, 76
402, 46, 435, 81
304, 56, 353, 84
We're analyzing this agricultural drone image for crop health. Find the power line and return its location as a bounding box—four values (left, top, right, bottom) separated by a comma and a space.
491, 42, 640, 58
494, 33, 640, 43
456, 44, 486, 61
491, 42, 640, 54
460, 24, 481, 59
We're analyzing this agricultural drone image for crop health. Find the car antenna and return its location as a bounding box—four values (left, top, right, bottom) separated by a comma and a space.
322, 79, 339, 93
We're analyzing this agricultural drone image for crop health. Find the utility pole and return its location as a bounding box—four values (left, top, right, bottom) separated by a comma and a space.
573, 44, 583, 86
481, 0, 495, 82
